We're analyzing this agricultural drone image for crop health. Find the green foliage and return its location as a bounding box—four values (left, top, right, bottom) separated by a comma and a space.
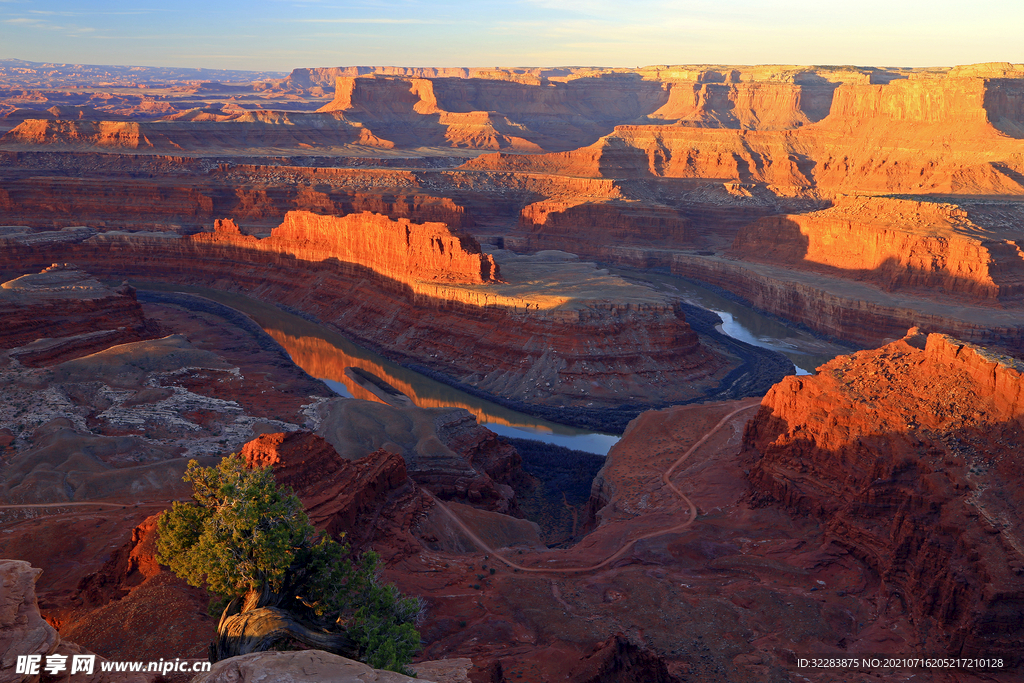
156, 454, 421, 671
158, 455, 307, 598
348, 582, 423, 673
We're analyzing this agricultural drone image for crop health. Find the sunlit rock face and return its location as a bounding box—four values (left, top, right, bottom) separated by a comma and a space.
194, 210, 499, 285
730, 197, 1024, 305
745, 330, 1024, 664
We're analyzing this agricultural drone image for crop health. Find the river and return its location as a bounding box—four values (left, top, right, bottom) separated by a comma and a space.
139, 277, 849, 456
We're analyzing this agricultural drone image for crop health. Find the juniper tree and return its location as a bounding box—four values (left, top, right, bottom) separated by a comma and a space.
156, 454, 420, 671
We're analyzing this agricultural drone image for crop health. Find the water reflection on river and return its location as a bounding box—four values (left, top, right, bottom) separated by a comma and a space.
142, 286, 623, 454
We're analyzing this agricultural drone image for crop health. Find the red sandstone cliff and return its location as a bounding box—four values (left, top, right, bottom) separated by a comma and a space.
464, 72, 1024, 196
240, 433, 433, 559
194, 210, 498, 285
316, 74, 671, 151
644, 80, 836, 129
744, 330, 1024, 663
729, 196, 1024, 305
519, 199, 689, 251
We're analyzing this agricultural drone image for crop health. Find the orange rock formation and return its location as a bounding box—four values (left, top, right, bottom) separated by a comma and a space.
745, 330, 1024, 663
240, 433, 433, 559
195, 210, 498, 285
466, 71, 1024, 196
730, 196, 1024, 305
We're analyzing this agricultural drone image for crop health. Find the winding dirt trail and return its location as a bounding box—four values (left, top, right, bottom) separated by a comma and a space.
429, 400, 761, 575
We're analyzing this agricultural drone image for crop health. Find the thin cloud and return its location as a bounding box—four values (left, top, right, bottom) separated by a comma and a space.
290, 17, 443, 24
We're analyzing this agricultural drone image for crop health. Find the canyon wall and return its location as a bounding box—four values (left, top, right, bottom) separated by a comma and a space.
670, 253, 1024, 351
730, 197, 1024, 305
0, 263, 158, 364
744, 331, 1024, 663
465, 72, 1024, 196
0, 111, 401, 151
644, 80, 837, 129
518, 199, 690, 254
0, 156, 475, 232
195, 210, 498, 285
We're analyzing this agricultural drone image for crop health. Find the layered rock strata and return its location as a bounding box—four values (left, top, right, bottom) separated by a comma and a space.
313, 400, 521, 514
0, 154, 474, 233
671, 251, 1024, 351
517, 199, 690, 255
240, 432, 436, 558
744, 330, 1024, 663
730, 196, 1024, 305
466, 71, 1024, 197
0, 264, 158, 364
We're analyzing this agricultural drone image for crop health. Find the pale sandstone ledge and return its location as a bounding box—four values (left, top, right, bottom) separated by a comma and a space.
0, 263, 119, 302
189, 651, 474, 682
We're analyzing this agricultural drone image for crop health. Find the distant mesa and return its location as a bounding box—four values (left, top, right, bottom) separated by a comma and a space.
729, 196, 1024, 306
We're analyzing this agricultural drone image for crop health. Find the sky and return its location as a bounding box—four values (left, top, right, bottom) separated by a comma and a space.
0, 0, 1021, 73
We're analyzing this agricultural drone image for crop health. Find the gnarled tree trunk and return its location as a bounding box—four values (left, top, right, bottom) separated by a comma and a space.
211, 603, 357, 662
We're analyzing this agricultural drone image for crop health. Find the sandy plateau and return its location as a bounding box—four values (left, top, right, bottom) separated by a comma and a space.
1, 59, 1023, 683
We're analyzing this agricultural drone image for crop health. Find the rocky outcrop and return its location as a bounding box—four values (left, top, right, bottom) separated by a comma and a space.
517, 199, 689, 256
567, 635, 677, 683
744, 330, 1024, 664
0, 264, 158, 365
0, 561, 59, 679
730, 196, 1024, 305
189, 650, 432, 683
0, 560, 154, 683
240, 432, 434, 558
74, 517, 163, 609
194, 210, 498, 285
433, 410, 522, 487
315, 401, 520, 514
